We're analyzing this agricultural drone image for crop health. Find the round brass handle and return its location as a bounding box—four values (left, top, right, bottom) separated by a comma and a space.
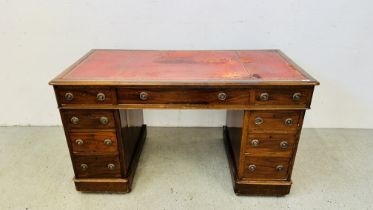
97, 93, 106, 101
100, 117, 109, 125
293, 93, 302, 101
75, 139, 84, 145
284, 118, 293, 126
248, 164, 256, 172
65, 92, 74, 101
104, 139, 112, 146
260, 93, 269, 101
139, 92, 149, 100
280, 141, 289, 149
70, 116, 79, 125
276, 165, 284, 171
80, 164, 88, 171
251, 139, 260, 147
107, 163, 116, 170
255, 117, 264, 125
218, 92, 227, 101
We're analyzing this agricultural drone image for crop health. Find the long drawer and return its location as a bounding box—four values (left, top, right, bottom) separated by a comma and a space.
117, 88, 250, 105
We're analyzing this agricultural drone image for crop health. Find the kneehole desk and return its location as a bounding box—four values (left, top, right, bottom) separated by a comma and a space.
49, 49, 319, 196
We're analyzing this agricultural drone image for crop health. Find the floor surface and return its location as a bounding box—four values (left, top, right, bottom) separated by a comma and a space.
1, 127, 372, 210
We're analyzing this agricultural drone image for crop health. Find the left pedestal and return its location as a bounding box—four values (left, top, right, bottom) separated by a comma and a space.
59, 108, 146, 193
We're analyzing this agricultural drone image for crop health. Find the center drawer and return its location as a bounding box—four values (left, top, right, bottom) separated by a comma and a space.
117, 88, 250, 105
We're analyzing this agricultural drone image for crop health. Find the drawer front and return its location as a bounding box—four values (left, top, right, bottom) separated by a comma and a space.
69, 131, 118, 154
73, 155, 121, 178
254, 87, 313, 107
249, 111, 303, 133
62, 110, 115, 129
246, 134, 296, 157
55, 87, 115, 105
243, 156, 290, 180
117, 88, 250, 105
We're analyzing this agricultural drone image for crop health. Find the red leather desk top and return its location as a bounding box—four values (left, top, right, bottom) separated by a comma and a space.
50, 50, 318, 86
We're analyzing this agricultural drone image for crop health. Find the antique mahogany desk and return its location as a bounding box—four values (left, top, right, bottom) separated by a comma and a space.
49, 50, 319, 196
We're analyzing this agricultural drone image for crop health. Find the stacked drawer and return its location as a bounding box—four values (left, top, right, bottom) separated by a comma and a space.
242, 87, 312, 181
57, 87, 122, 179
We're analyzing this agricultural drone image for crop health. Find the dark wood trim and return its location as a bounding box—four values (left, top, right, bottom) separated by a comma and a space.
58, 104, 311, 110
113, 110, 127, 177
287, 111, 306, 181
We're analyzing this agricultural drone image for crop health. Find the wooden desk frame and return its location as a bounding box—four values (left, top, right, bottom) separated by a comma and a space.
50, 50, 319, 196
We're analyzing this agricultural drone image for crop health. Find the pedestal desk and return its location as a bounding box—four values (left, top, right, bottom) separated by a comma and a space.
49, 50, 319, 196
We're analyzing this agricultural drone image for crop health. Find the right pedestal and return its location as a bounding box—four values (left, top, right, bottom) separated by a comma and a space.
224, 109, 306, 196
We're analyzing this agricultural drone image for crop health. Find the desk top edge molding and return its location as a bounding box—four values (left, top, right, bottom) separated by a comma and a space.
49, 49, 319, 86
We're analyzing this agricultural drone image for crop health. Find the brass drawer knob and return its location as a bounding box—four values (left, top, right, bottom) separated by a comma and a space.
293, 93, 302, 101
280, 141, 288, 149
80, 164, 88, 171
260, 92, 269, 101
64, 92, 74, 101
248, 164, 256, 172
107, 163, 116, 170
255, 117, 264, 125
97, 93, 106, 101
276, 165, 284, 171
218, 92, 227, 101
251, 139, 260, 147
70, 116, 79, 125
139, 92, 149, 100
104, 139, 112, 146
100, 116, 109, 125
75, 139, 84, 145
284, 118, 293, 126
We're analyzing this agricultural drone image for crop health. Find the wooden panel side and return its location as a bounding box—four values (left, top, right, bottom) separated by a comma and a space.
226, 110, 245, 173
119, 109, 144, 175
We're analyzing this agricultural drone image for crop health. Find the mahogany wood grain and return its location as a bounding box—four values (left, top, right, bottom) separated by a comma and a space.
245, 133, 297, 157
225, 110, 245, 170
62, 110, 115, 129
119, 109, 144, 171
243, 156, 290, 180
223, 126, 291, 195
74, 178, 129, 193
69, 131, 118, 155
56, 87, 115, 105
253, 86, 313, 107
117, 87, 250, 105
73, 155, 121, 178
248, 110, 303, 133
50, 49, 319, 196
